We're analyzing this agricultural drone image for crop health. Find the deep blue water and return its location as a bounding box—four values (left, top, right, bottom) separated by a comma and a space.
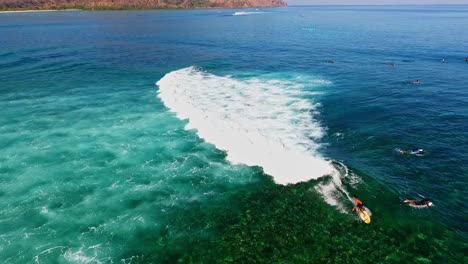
0, 6, 467, 263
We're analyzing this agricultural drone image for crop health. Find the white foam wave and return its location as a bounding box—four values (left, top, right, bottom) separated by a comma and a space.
314, 161, 353, 212
157, 67, 336, 185
233, 11, 266, 16
64, 246, 102, 264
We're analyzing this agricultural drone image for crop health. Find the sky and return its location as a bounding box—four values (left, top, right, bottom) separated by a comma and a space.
286, 0, 468, 5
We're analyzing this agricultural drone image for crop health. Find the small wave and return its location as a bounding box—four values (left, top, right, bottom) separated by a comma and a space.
333, 132, 344, 140
315, 161, 354, 212
233, 11, 266, 16
64, 247, 102, 264
408, 204, 433, 209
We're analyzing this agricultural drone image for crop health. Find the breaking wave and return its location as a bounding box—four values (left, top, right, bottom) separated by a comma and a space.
233, 11, 267, 16
157, 67, 351, 209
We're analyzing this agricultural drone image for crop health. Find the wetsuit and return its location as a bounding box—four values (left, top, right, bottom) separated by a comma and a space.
414, 198, 430, 206
352, 197, 364, 212
405, 198, 431, 207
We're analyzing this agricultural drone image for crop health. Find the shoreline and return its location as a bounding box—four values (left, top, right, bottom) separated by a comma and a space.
0, 9, 80, 13
0, 5, 285, 13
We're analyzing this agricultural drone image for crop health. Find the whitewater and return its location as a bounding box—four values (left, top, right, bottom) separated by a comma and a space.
233, 11, 267, 16
157, 67, 351, 209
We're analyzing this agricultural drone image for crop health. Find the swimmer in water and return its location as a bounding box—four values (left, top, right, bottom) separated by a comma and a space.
410, 80, 420, 85
404, 198, 433, 207
399, 148, 425, 155
441, 58, 446, 63
385, 62, 396, 67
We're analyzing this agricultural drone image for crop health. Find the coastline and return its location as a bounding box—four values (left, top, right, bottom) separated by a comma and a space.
0, 9, 80, 13
0, 1, 286, 13
0, 6, 284, 13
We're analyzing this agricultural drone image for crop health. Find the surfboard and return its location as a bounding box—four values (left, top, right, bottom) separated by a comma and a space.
408, 204, 431, 209
395, 148, 424, 156
358, 209, 371, 224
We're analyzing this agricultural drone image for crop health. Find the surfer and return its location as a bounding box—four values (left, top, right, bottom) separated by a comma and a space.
352, 195, 371, 224
399, 148, 425, 155
410, 80, 420, 85
404, 198, 433, 207
352, 195, 364, 213
441, 58, 446, 63
385, 62, 396, 67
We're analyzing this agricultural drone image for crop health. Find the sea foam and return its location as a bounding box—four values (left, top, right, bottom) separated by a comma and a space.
233, 11, 266, 16
157, 67, 339, 186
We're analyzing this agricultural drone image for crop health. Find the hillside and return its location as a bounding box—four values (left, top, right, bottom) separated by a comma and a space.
0, 0, 287, 10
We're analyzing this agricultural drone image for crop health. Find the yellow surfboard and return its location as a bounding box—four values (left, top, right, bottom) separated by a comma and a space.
358, 209, 371, 224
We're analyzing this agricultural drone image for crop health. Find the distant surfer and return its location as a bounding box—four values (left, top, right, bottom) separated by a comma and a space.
399, 148, 425, 155
410, 80, 420, 85
404, 198, 433, 208
441, 58, 446, 63
385, 62, 396, 67
465, 57, 468, 62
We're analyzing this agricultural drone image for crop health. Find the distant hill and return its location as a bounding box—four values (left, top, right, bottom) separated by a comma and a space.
0, 0, 287, 10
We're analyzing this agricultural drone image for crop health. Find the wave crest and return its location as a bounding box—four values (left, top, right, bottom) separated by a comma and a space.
233, 11, 266, 16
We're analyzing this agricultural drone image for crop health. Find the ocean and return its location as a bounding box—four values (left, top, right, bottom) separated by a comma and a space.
0, 6, 467, 263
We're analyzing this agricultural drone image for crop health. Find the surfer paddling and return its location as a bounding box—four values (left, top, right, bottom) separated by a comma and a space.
399, 148, 425, 155
404, 198, 433, 208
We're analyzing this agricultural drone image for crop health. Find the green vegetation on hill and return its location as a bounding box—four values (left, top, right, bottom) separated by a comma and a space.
0, 0, 287, 11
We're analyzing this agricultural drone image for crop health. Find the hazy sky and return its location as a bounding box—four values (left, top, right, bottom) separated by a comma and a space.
287, 0, 468, 5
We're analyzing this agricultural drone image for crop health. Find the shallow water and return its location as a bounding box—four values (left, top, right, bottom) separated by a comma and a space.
0, 6, 467, 263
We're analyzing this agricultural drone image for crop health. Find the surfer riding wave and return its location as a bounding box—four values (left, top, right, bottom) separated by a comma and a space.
157, 67, 356, 211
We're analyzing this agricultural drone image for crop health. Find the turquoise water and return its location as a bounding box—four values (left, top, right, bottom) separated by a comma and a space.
1, 6, 467, 263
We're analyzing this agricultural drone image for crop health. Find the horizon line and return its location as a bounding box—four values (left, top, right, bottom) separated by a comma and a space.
286, 4, 468, 6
